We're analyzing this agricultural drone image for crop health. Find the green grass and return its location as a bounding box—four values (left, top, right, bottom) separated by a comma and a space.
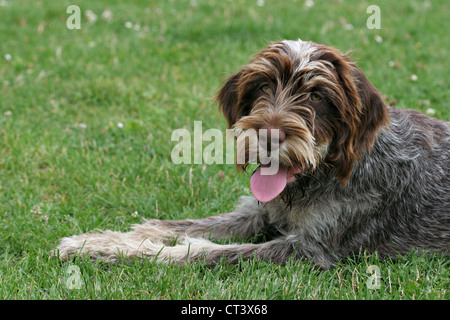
0, 0, 448, 299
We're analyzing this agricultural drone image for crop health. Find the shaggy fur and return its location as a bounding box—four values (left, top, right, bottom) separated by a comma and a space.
55, 39, 449, 269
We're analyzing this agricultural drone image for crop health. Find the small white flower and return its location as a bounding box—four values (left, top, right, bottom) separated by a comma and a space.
4, 110, 12, 116
410, 74, 418, 81
85, 10, 97, 24
117, 122, 124, 128
5, 53, 12, 61
305, 0, 314, 7
425, 108, 435, 116
30, 205, 42, 215
125, 21, 133, 29
375, 35, 383, 43
55, 46, 62, 60
132, 211, 139, 217
389, 61, 395, 67
343, 23, 354, 30
421, 99, 431, 107
77, 123, 87, 129
101, 9, 113, 22
256, 0, 265, 7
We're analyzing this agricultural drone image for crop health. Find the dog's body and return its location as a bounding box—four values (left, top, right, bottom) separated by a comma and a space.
56, 39, 449, 269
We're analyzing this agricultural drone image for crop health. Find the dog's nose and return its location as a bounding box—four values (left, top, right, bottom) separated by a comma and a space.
259, 126, 286, 150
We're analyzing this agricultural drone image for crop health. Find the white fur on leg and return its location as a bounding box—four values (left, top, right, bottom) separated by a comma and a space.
54, 226, 233, 264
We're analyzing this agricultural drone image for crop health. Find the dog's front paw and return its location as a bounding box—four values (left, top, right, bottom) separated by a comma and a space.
52, 231, 125, 263
52, 235, 83, 261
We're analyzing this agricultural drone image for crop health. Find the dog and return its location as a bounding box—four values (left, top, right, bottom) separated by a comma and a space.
55, 39, 449, 269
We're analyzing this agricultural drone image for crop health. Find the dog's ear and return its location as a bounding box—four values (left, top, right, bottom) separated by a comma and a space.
351, 63, 390, 154
317, 47, 389, 183
216, 71, 243, 128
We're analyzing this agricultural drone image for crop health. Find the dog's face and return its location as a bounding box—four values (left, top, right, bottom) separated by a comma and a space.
217, 39, 389, 201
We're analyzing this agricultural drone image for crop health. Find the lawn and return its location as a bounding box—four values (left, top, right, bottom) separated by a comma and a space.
0, 0, 448, 300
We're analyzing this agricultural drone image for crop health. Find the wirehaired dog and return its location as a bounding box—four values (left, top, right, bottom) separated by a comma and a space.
55, 39, 449, 269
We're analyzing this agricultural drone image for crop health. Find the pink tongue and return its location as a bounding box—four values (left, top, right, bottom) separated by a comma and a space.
250, 166, 288, 203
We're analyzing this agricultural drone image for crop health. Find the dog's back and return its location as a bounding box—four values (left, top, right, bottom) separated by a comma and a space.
347, 107, 450, 256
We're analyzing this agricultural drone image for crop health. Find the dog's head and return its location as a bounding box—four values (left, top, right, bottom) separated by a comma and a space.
216, 39, 389, 202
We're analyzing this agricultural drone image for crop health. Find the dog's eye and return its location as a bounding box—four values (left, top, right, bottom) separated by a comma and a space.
310, 93, 321, 101
260, 84, 270, 93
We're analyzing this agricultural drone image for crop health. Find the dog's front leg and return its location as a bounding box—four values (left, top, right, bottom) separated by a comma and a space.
143, 234, 334, 269
54, 196, 277, 262
133, 196, 274, 244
